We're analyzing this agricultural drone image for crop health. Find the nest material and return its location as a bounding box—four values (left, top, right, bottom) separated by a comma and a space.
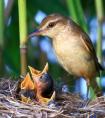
0, 79, 105, 118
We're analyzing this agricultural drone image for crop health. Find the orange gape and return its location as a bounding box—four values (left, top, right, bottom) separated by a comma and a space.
28, 63, 55, 104
20, 73, 36, 103
21, 73, 35, 90
20, 63, 55, 104
29, 14, 104, 99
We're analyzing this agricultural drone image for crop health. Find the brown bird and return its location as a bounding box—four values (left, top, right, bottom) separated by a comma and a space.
29, 14, 104, 98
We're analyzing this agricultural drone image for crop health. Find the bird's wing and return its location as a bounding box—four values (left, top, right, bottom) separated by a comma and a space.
70, 19, 96, 57
80, 32, 97, 58
70, 19, 103, 71
81, 32, 104, 71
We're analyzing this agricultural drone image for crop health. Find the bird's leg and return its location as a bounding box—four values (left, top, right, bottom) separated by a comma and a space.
84, 79, 90, 107
86, 79, 90, 100
87, 85, 89, 99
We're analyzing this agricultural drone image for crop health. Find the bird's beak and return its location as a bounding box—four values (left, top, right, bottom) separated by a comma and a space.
20, 73, 35, 90
37, 91, 55, 105
28, 63, 48, 78
28, 29, 42, 38
42, 63, 48, 74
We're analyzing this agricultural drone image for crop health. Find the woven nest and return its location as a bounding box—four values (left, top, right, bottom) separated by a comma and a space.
0, 79, 105, 118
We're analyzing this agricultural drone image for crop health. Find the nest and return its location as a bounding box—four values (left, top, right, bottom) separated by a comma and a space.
0, 79, 105, 118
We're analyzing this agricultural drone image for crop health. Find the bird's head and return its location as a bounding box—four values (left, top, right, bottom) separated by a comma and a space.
29, 14, 67, 38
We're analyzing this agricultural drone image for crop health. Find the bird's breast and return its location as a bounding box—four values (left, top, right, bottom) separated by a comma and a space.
53, 36, 80, 71
53, 35, 97, 78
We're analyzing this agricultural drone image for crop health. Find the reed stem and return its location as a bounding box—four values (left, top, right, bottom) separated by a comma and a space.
18, 0, 27, 75
0, 0, 4, 76
66, 0, 88, 33
95, 0, 104, 63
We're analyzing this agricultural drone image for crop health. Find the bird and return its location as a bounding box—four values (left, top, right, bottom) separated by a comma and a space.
28, 63, 55, 104
20, 73, 36, 103
29, 13, 104, 99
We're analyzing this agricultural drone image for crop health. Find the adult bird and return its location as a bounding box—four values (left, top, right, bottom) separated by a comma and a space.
29, 14, 104, 99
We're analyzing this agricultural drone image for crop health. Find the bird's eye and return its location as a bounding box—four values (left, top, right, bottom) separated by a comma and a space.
47, 22, 56, 28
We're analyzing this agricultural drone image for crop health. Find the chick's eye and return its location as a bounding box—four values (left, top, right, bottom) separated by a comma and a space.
47, 22, 55, 28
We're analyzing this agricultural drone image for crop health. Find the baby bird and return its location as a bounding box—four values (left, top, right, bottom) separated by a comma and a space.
20, 73, 36, 103
28, 63, 55, 104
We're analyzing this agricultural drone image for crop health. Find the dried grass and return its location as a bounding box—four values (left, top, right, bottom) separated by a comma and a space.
0, 79, 104, 118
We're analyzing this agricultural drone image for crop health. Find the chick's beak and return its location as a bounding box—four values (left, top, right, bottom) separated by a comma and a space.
28, 63, 49, 82
28, 29, 42, 38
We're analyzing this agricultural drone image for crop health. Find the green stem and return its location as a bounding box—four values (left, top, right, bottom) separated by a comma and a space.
95, 0, 104, 63
0, 0, 4, 48
74, 0, 88, 33
95, 0, 104, 22
95, 0, 104, 89
18, 0, 27, 75
96, 22, 102, 63
66, 0, 88, 33
66, 0, 78, 22
0, 0, 4, 76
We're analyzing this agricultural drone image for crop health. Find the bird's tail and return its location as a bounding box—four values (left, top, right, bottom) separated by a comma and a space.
98, 63, 104, 71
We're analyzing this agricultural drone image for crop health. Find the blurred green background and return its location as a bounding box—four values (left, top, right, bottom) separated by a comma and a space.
0, 0, 105, 97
